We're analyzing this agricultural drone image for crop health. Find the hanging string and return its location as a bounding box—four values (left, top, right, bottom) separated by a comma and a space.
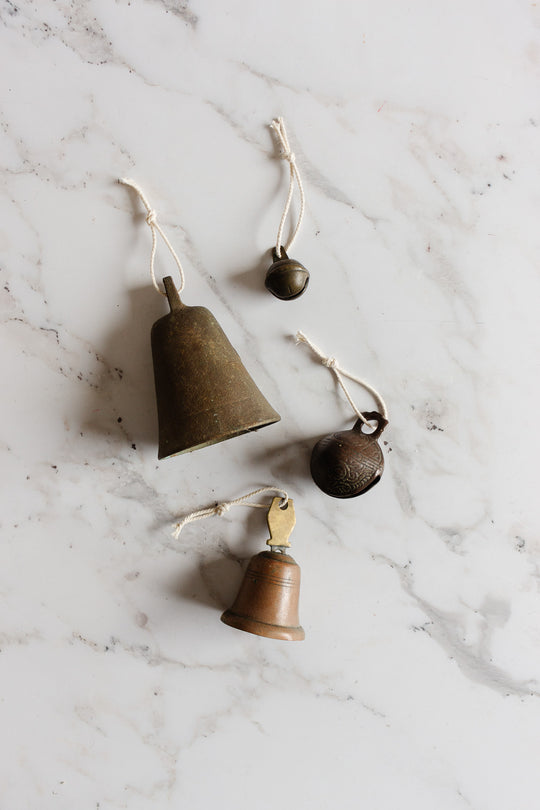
270, 117, 306, 258
172, 486, 289, 540
295, 331, 388, 428
119, 178, 186, 297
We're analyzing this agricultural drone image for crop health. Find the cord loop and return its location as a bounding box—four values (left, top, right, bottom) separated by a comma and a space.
119, 178, 186, 297
270, 117, 305, 258
295, 331, 388, 427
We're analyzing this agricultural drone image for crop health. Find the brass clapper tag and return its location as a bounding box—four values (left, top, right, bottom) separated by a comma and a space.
266, 497, 296, 549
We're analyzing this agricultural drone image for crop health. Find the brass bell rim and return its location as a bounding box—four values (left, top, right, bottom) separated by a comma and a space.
220, 609, 305, 641
158, 413, 281, 459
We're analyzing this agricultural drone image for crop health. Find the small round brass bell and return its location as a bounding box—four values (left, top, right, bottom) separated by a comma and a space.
265, 247, 309, 300
310, 411, 388, 498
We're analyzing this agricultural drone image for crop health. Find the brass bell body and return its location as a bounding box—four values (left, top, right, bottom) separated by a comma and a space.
310, 411, 388, 498
221, 551, 304, 641
152, 276, 280, 458
265, 247, 309, 300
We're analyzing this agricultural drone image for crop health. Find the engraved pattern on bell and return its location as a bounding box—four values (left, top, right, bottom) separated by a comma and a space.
310, 411, 388, 499
264, 246, 309, 300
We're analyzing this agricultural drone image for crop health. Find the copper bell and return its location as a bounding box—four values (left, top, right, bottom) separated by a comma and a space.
221, 498, 305, 641
310, 411, 388, 498
265, 247, 309, 300
151, 276, 280, 458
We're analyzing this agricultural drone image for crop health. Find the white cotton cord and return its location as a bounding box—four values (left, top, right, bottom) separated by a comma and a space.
295, 331, 389, 427
270, 117, 306, 258
119, 178, 186, 297
172, 486, 289, 540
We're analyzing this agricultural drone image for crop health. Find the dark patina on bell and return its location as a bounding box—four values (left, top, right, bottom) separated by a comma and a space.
151, 276, 280, 459
265, 246, 309, 300
310, 411, 388, 498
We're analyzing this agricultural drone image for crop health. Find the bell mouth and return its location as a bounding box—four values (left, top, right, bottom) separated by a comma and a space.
220, 610, 305, 641
158, 414, 280, 459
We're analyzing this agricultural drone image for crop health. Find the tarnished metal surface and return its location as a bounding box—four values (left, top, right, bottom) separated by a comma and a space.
264, 246, 309, 300
151, 276, 280, 459
310, 411, 388, 498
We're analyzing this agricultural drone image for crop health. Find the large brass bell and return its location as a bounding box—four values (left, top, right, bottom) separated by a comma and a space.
265, 247, 309, 300
152, 276, 280, 459
221, 498, 305, 641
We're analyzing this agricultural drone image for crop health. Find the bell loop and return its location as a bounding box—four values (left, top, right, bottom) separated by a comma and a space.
272, 245, 289, 263
353, 411, 387, 440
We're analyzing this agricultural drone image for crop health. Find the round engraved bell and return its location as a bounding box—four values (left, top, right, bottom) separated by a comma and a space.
310, 411, 387, 498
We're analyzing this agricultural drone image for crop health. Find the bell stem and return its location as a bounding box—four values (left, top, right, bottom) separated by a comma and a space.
163, 276, 183, 312
272, 246, 289, 263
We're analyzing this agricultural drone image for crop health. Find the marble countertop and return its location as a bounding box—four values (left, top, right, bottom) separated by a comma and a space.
2, 1, 540, 807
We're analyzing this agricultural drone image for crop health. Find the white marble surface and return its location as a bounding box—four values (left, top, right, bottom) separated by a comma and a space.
2, 0, 540, 807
